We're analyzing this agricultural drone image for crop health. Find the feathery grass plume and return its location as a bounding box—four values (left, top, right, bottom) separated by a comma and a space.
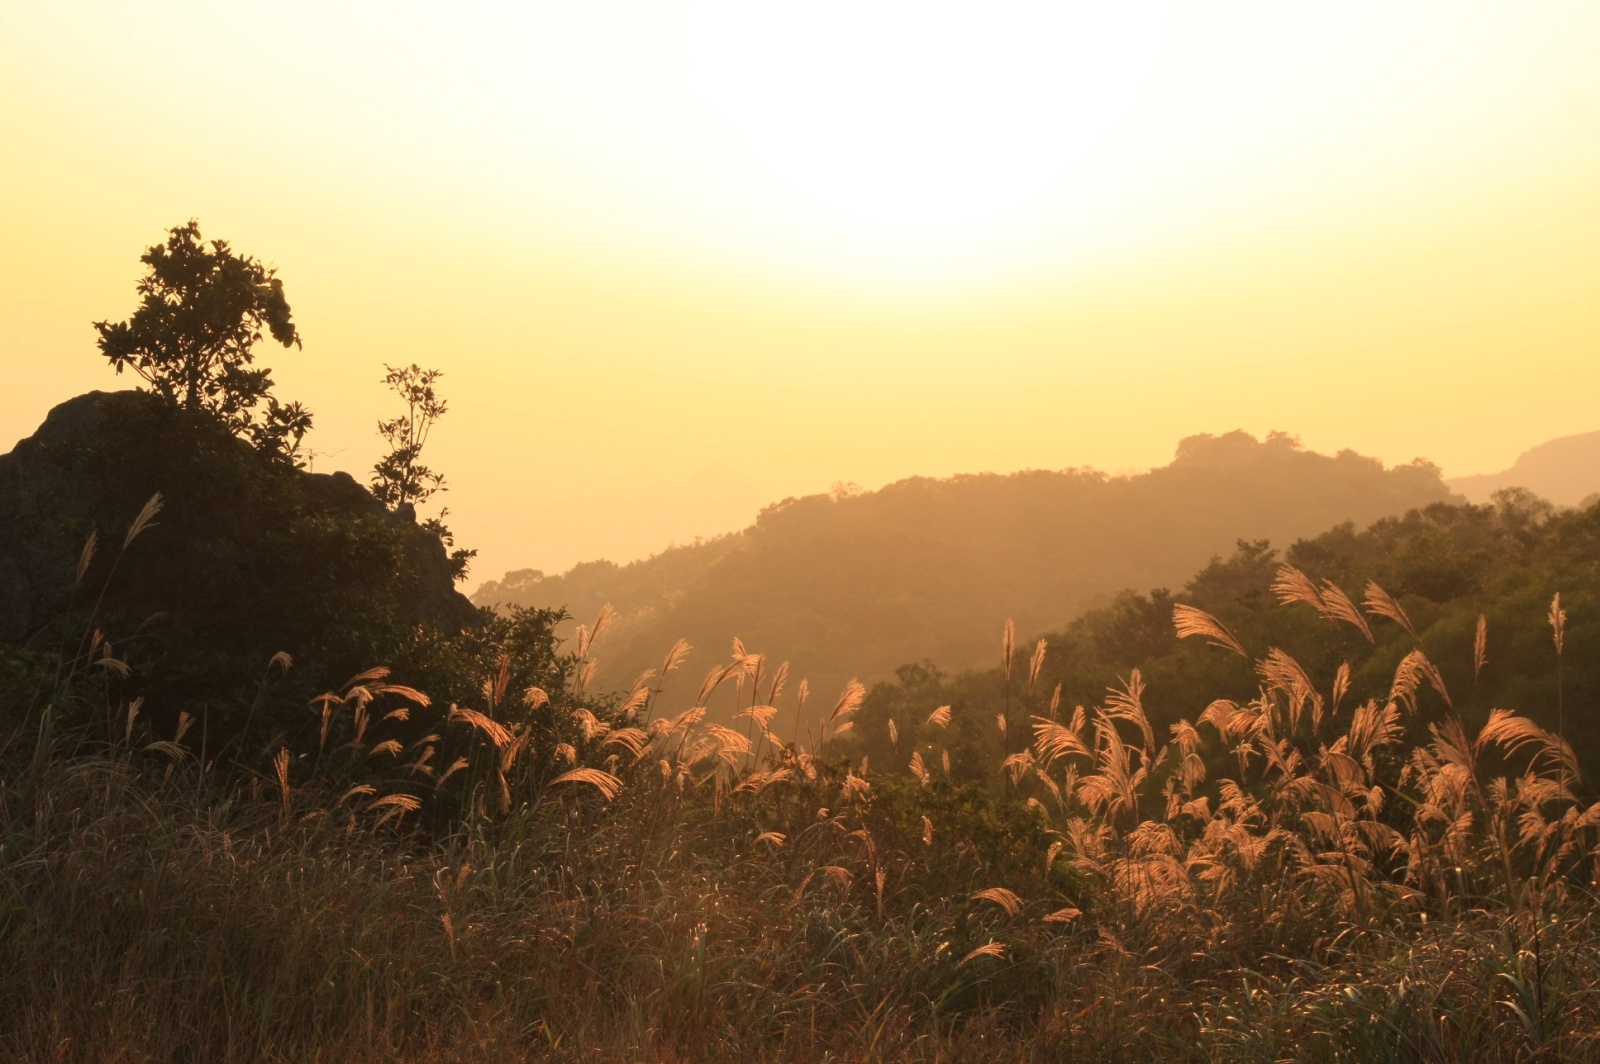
338, 783, 376, 807
1172, 604, 1247, 657
619, 684, 651, 717
702, 723, 753, 758
1001, 618, 1016, 679
1103, 670, 1155, 756
1001, 751, 1034, 786
1049, 682, 1062, 719
693, 665, 721, 704
1257, 648, 1323, 733
829, 679, 865, 724
1551, 592, 1568, 736
345, 665, 391, 687
481, 651, 512, 710
1389, 651, 1428, 716
369, 793, 422, 829
659, 638, 692, 677
941, 750, 951, 775
840, 773, 870, 798
272, 747, 290, 813
732, 704, 778, 730
971, 886, 1022, 917
367, 793, 421, 814
1272, 565, 1326, 612
665, 706, 707, 733
925, 705, 952, 729
576, 660, 598, 697
1332, 662, 1351, 712
1028, 638, 1047, 687
921, 815, 933, 844
550, 767, 623, 800
1032, 718, 1091, 766
959, 942, 1006, 967
732, 636, 747, 660
734, 767, 792, 794
448, 706, 513, 747
74, 530, 97, 586
767, 660, 790, 703
1042, 907, 1082, 923
601, 727, 649, 758
1476, 708, 1571, 774
1319, 580, 1374, 642
1550, 593, 1566, 655
499, 731, 528, 772
1417, 652, 1453, 709
575, 603, 615, 659
523, 686, 550, 712
753, 831, 786, 847
1363, 580, 1418, 640
908, 750, 928, 786
122, 492, 163, 548
1474, 614, 1489, 681
123, 696, 142, 744
571, 708, 609, 741
887, 718, 898, 745
996, 714, 1007, 738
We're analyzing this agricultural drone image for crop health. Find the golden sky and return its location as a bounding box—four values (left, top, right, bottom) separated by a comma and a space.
3, 2, 1599, 583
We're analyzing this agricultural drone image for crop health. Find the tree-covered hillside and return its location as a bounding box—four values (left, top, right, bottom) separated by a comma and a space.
475, 430, 1450, 727
847, 489, 1600, 783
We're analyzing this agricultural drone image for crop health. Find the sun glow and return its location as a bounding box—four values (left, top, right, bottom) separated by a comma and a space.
3, 2, 1600, 578
681, 2, 1168, 229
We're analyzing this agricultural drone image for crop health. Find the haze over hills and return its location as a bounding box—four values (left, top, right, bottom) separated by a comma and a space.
1446, 430, 1600, 508
474, 431, 1450, 725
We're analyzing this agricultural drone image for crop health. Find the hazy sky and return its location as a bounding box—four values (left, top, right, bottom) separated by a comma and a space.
3, 2, 1598, 584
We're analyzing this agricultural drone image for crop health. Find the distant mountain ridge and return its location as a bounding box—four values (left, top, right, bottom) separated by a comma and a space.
474, 431, 1450, 727
1446, 430, 1600, 507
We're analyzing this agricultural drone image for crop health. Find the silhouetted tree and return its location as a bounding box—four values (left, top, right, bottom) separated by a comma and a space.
93, 220, 311, 461
372, 363, 447, 510
372, 363, 476, 581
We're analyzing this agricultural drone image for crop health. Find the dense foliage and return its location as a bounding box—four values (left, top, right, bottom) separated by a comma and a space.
846, 490, 1600, 784
92, 220, 312, 461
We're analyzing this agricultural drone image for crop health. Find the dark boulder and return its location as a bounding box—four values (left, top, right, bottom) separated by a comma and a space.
0, 390, 478, 729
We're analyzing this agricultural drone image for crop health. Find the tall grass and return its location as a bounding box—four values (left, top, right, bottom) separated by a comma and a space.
3, 561, 1598, 1060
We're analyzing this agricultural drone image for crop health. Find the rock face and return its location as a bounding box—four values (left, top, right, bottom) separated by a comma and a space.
0, 390, 477, 659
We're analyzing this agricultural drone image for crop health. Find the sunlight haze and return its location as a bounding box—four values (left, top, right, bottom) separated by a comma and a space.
3, 1, 1598, 581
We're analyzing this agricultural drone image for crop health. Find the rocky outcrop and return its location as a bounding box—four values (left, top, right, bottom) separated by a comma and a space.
0, 390, 477, 648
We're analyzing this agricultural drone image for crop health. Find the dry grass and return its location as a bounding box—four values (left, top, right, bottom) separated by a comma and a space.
6, 578, 1600, 1061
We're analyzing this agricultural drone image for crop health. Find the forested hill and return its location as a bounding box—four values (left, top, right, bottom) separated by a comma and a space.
473, 431, 1450, 720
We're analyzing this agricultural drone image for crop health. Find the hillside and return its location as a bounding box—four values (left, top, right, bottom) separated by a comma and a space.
848, 489, 1600, 783
474, 431, 1450, 723
1447, 429, 1600, 507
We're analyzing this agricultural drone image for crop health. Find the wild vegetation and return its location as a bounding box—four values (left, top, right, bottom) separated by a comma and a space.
848, 488, 1600, 786
6, 484, 1600, 1059
4, 223, 1599, 1060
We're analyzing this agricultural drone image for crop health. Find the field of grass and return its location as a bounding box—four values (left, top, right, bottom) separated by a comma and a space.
4, 573, 1600, 1062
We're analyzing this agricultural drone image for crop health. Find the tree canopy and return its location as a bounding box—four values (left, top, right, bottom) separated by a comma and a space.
93, 220, 311, 460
